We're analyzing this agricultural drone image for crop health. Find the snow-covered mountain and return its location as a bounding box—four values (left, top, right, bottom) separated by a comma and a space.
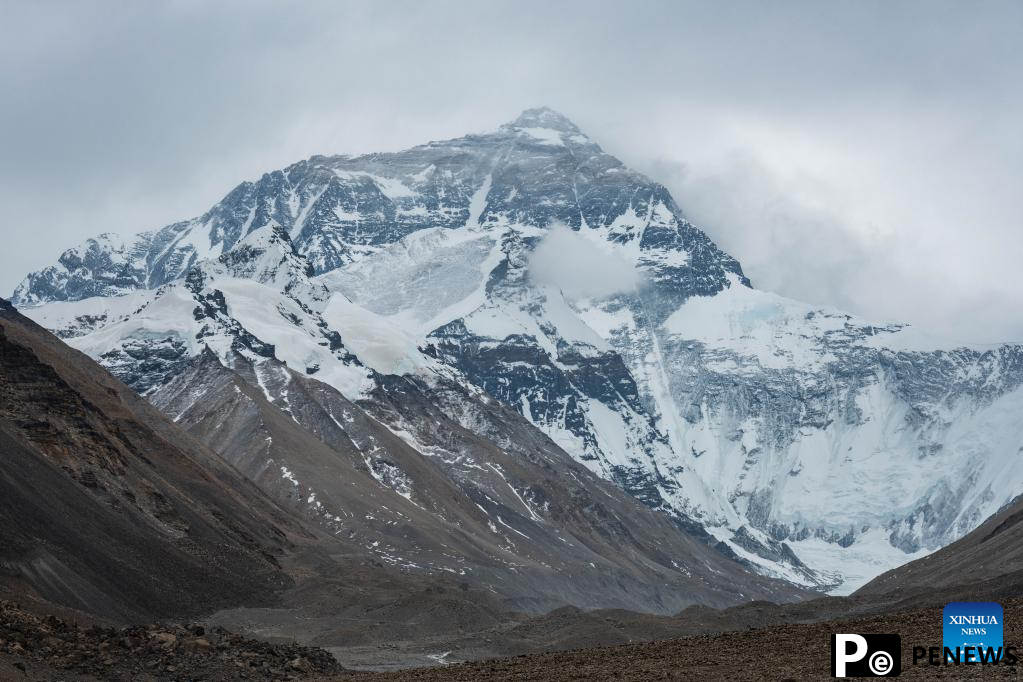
13, 107, 1023, 593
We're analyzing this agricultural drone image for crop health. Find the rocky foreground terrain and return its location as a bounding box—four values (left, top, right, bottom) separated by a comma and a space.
0, 600, 343, 681
5, 597, 1021, 681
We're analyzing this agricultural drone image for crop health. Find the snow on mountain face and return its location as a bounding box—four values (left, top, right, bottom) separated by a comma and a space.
12, 107, 1023, 593
29, 224, 374, 397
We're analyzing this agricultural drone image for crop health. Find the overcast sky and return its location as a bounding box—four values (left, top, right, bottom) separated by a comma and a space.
2, 0, 1020, 341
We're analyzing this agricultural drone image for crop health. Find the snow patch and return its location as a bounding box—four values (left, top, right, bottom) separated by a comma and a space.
517, 127, 565, 146
321, 294, 430, 376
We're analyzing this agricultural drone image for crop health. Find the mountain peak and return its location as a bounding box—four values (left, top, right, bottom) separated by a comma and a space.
506, 107, 580, 133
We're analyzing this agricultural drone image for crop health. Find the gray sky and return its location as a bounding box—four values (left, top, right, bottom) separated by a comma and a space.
2, 0, 1021, 341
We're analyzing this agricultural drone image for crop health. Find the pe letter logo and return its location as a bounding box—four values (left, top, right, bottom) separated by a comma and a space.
944, 602, 1003, 663
831, 633, 901, 677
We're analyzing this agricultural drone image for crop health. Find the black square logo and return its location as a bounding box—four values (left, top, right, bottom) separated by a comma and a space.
831, 633, 901, 677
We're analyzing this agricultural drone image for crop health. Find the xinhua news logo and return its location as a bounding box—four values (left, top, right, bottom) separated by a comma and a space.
943, 602, 1003, 663
831, 633, 901, 677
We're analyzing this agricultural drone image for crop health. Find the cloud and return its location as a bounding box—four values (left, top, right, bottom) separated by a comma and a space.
647, 145, 1023, 343
1, 0, 1020, 341
648, 153, 891, 312
528, 224, 639, 300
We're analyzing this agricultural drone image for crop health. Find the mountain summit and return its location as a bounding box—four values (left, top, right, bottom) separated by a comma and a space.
505, 106, 583, 132
12, 110, 1023, 594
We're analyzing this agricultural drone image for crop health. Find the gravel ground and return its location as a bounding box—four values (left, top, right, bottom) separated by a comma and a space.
0, 600, 346, 681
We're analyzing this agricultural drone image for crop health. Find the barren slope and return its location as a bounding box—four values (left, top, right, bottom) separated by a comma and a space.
0, 298, 299, 621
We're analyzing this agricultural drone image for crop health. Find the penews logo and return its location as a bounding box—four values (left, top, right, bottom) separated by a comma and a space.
831, 634, 901, 677
943, 602, 1004, 663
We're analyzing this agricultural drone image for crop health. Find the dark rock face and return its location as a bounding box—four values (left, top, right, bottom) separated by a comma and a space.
98, 336, 190, 395
12, 234, 155, 304
0, 299, 295, 622
426, 321, 676, 511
